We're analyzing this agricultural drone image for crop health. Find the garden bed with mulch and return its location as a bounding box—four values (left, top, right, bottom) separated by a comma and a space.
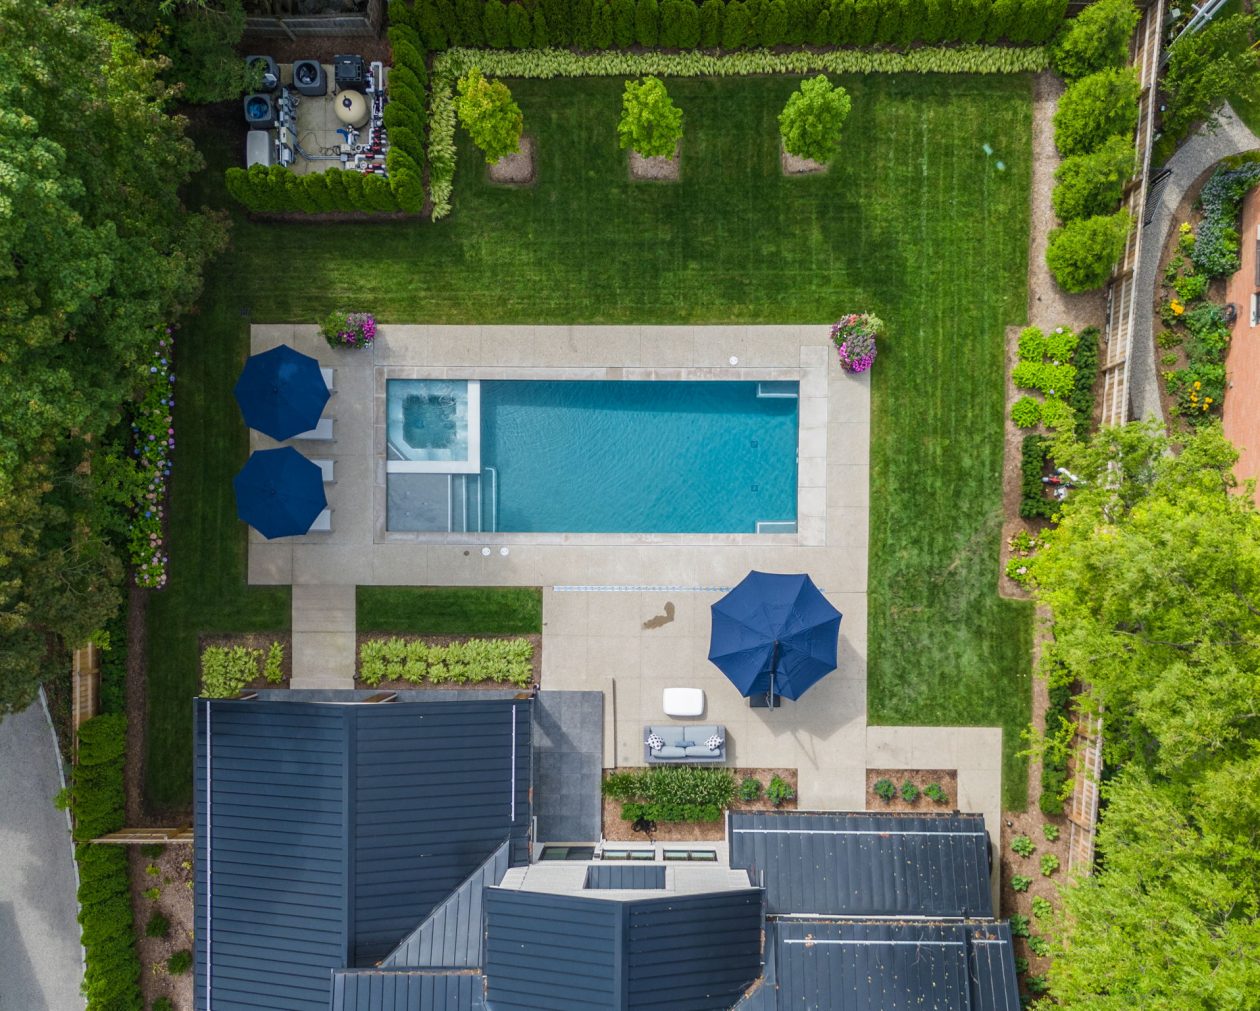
780, 142, 827, 176
601, 767, 797, 842
131, 843, 194, 1011
865, 768, 958, 812
488, 135, 536, 186
198, 631, 292, 691
352, 632, 542, 690
628, 144, 680, 182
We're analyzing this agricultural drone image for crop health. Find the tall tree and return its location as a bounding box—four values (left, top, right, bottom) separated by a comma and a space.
1162, 13, 1260, 139
0, 0, 227, 711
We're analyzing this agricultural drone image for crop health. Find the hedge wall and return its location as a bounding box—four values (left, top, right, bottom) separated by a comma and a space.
390, 0, 1069, 51
69, 714, 142, 1011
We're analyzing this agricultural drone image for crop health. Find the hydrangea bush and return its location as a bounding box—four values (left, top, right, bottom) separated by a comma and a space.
830, 313, 882, 373
321, 310, 377, 350
1192, 161, 1260, 278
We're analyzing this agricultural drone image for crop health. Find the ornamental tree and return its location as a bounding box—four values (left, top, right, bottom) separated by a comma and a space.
456, 67, 523, 163
617, 76, 684, 158
1045, 210, 1130, 292
1050, 0, 1140, 81
1053, 66, 1140, 156
778, 75, 852, 165
1051, 133, 1135, 221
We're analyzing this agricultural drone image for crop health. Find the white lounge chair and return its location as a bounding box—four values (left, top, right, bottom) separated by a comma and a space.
293, 417, 334, 441
311, 459, 335, 484
308, 508, 332, 533
321, 367, 336, 394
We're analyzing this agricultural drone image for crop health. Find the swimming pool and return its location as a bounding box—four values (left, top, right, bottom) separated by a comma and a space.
385, 379, 799, 534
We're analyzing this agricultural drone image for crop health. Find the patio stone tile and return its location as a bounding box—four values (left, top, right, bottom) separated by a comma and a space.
370, 544, 432, 584
540, 635, 588, 681
799, 396, 828, 429
247, 542, 293, 585
866, 726, 915, 767
292, 544, 374, 585
828, 466, 870, 510
799, 764, 867, 810
541, 588, 588, 633
639, 327, 697, 367
798, 456, 827, 488
586, 635, 642, 679
798, 426, 828, 458
953, 726, 1004, 770
250, 323, 294, 352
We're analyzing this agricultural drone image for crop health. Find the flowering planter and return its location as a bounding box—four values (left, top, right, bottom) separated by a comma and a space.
830, 313, 882, 373
320, 310, 376, 351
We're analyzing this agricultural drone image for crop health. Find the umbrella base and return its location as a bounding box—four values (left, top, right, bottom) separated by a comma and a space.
748, 692, 785, 709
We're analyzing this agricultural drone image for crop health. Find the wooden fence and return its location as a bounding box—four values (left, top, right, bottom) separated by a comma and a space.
71, 643, 101, 759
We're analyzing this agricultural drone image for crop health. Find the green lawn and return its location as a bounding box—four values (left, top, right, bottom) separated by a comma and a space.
358, 586, 542, 634
151, 73, 1032, 810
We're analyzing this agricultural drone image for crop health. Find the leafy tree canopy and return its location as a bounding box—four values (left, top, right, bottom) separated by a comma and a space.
0, 0, 226, 712
617, 76, 683, 159
1163, 13, 1260, 140
456, 67, 524, 163
779, 74, 852, 165
1051, 0, 1140, 82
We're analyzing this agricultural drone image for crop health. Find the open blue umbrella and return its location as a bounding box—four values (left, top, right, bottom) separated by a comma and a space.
708, 571, 842, 705
233, 448, 327, 539
233, 345, 330, 441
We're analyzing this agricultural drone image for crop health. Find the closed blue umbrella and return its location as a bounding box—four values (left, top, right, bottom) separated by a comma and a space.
708, 571, 842, 704
233, 345, 330, 441
233, 448, 327, 539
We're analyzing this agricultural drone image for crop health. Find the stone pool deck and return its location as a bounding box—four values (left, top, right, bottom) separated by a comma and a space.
246, 323, 1005, 883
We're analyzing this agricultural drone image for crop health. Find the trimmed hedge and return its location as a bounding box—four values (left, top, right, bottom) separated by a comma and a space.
1040, 666, 1075, 816
1069, 325, 1099, 439
1020, 434, 1056, 520
426, 43, 1050, 216
69, 714, 142, 1011
390, 0, 1069, 50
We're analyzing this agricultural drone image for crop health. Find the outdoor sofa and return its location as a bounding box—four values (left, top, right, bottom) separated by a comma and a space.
643, 724, 726, 764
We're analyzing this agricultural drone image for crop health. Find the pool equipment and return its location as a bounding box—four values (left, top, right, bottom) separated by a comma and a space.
245, 55, 279, 93
335, 90, 370, 129
291, 59, 326, 97
334, 54, 366, 93
243, 93, 276, 130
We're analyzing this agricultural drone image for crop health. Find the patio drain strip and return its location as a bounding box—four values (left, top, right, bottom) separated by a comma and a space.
553, 584, 735, 592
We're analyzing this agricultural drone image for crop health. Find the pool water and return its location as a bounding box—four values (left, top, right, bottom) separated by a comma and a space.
480, 380, 797, 533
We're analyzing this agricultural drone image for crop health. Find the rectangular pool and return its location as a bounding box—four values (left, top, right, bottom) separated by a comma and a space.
386, 379, 799, 534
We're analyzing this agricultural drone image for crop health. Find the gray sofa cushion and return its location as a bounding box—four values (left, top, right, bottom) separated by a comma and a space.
655, 726, 686, 747
689, 725, 718, 741
685, 745, 717, 757
655, 746, 687, 758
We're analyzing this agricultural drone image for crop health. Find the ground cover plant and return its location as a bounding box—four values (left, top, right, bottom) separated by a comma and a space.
358, 636, 534, 686
158, 72, 1032, 809
603, 766, 736, 822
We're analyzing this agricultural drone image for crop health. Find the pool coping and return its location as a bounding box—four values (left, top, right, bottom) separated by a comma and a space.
372, 364, 826, 546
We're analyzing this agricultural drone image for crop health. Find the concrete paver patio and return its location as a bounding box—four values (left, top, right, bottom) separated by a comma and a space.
248, 323, 1006, 892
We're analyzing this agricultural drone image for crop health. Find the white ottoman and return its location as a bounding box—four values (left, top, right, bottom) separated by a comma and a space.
662, 687, 704, 718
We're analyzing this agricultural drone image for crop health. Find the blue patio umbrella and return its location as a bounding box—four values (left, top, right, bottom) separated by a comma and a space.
708, 571, 842, 705
233, 344, 330, 441
233, 448, 327, 540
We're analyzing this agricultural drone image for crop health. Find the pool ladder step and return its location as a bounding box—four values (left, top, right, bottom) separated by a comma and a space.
756, 381, 798, 399
447, 471, 498, 533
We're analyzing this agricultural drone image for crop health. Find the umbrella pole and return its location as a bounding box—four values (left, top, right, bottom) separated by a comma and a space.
768, 640, 779, 709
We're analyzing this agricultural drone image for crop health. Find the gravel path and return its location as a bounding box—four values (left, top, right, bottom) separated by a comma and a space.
1027, 72, 1107, 332
0, 695, 84, 1011
1131, 104, 1260, 422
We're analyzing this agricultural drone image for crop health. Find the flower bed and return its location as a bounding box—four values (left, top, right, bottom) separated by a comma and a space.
108, 326, 175, 589
199, 636, 289, 697
829, 313, 881, 373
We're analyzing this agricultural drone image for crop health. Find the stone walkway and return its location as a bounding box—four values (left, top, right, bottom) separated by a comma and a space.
291, 584, 356, 688
0, 695, 84, 1010
1132, 104, 1260, 422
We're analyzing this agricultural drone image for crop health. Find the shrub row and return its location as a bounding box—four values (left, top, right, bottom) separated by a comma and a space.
391, 0, 1068, 51
200, 642, 285, 698
603, 765, 736, 809
426, 43, 1050, 216
98, 606, 127, 715
1069, 325, 1099, 439
1039, 666, 1075, 815
358, 635, 534, 686
1020, 434, 1056, 520
67, 715, 142, 1010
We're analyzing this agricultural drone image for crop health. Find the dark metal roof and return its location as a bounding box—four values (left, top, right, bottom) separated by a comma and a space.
584, 864, 666, 890
194, 698, 531, 1011
330, 969, 486, 1010
729, 811, 992, 918
381, 841, 511, 969
482, 886, 763, 1010
751, 919, 1020, 1011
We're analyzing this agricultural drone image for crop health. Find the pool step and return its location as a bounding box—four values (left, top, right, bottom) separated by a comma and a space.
756, 520, 797, 534
756, 381, 799, 399
446, 471, 498, 533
